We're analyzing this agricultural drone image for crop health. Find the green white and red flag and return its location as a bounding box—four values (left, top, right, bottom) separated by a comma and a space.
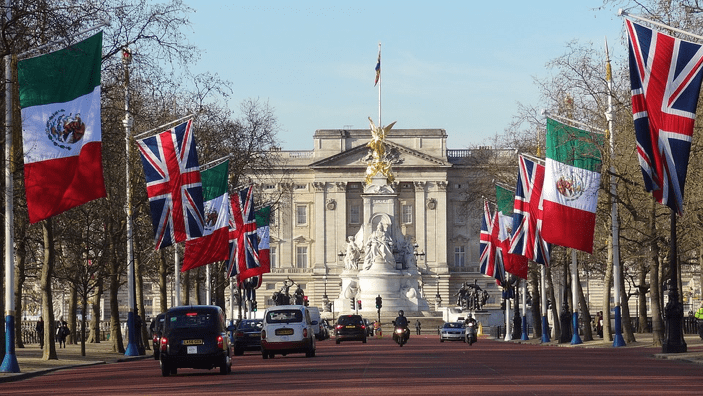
18, 32, 106, 223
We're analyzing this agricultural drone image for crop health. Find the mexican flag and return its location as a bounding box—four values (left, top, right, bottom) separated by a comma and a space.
255, 206, 272, 275
496, 184, 528, 279
542, 118, 602, 254
18, 32, 106, 224
182, 160, 230, 271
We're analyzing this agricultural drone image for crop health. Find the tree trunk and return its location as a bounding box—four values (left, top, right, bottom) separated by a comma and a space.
88, 277, 103, 343
546, 265, 560, 339
13, 228, 26, 349
108, 223, 124, 353
619, 248, 636, 343
40, 220, 57, 360
194, 267, 202, 305
158, 249, 168, 312
135, 252, 149, 351
576, 268, 593, 341
637, 258, 648, 333
183, 266, 190, 305
649, 202, 664, 346
603, 237, 614, 342
68, 283, 77, 345
529, 264, 542, 338
80, 293, 88, 356
215, 267, 225, 310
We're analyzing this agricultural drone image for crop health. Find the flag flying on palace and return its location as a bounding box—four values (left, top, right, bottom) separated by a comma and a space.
625, 19, 703, 215
509, 155, 550, 266
542, 118, 602, 254
136, 119, 205, 249
18, 31, 107, 224
479, 200, 505, 285
374, 45, 381, 86
496, 185, 528, 279
182, 160, 230, 272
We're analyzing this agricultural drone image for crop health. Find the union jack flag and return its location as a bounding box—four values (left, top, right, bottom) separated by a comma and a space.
626, 19, 703, 215
509, 155, 550, 266
225, 187, 262, 281
479, 200, 505, 286
136, 119, 205, 249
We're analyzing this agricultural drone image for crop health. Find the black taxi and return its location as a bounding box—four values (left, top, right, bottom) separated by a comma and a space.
159, 305, 232, 376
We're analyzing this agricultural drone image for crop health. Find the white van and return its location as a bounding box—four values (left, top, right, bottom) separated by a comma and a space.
307, 307, 324, 340
260, 305, 316, 359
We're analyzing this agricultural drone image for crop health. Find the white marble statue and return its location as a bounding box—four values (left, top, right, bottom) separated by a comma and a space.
344, 236, 360, 271
363, 223, 393, 270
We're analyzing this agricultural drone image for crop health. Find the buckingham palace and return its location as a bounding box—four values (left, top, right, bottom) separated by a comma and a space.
247, 125, 513, 318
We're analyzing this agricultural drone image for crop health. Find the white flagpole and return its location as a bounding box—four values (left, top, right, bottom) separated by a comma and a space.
206, 264, 211, 305
619, 9, 703, 42
0, 0, 20, 374
123, 47, 139, 357
606, 37, 626, 347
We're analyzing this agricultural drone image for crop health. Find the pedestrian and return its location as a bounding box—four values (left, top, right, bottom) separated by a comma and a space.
415, 319, 422, 335
57, 320, 69, 348
35, 317, 44, 348
694, 304, 703, 340
596, 311, 603, 338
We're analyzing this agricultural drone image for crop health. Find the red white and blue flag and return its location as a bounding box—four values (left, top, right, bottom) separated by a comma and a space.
374, 45, 381, 86
509, 155, 550, 266
136, 119, 205, 249
479, 200, 505, 285
225, 187, 262, 281
626, 19, 703, 215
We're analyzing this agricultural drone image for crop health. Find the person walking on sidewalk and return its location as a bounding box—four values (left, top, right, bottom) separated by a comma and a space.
415, 319, 422, 335
35, 317, 44, 348
694, 304, 703, 340
57, 320, 69, 348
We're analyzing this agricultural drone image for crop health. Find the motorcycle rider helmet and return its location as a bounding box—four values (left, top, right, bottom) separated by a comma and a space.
398, 310, 405, 317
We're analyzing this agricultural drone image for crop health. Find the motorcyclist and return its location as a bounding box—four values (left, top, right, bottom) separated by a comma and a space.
464, 314, 477, 344
393, 310, 409, 329
464, 314, 477, 327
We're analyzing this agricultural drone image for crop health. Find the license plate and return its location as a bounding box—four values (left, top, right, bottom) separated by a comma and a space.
275, 328, 294, 336
345, 325, 355, 329
187, 346, 197, 354
249, 333, 260, 337
182, 339, 204, 345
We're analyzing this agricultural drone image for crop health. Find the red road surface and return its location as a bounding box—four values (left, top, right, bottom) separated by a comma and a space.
4, 335, 703, 395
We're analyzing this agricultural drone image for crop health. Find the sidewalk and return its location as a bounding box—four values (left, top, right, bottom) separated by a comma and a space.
0, 341, 150, 383
506, 332, 703, 364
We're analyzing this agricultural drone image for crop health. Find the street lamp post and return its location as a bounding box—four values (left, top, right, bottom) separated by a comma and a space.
322, 274, 329, 313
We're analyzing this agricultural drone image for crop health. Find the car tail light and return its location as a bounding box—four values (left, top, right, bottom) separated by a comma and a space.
160, 336, 168, 352
303, 328, 308, 338
236, 331, 244, 338
217, 335, 224, 350
335, 324, 342, 330
361, 325, 365, 330
261, 330, 266, 340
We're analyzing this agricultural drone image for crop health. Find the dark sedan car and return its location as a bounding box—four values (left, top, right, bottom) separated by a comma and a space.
149, 313, 165, 360
335, 314, 367, 344
159, 305, 232, 376
233, 319, 263, 356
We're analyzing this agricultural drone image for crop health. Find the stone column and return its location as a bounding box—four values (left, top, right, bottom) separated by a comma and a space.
313, 182, 326, 273
435, 181, 448, 271
413, 181, 427, 270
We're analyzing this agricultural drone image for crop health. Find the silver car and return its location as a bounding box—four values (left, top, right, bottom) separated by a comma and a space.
439, 322, 465, 342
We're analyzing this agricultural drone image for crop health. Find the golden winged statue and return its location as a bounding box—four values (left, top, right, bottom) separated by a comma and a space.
365, 117, 397, 185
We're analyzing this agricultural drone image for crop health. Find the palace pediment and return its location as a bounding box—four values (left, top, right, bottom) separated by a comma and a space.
309, 141, 451, 169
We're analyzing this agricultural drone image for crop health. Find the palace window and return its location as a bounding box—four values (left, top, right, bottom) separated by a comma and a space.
454, 246, 465, 267
402, 204, 413, 224
296, 205, 307, 226
270, 247, 277, 268
350, 204, 360, 224
296, 246, 308, 268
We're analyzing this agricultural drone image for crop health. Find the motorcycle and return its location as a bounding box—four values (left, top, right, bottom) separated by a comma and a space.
393, 325, 410, 347
465, 321, 477, 346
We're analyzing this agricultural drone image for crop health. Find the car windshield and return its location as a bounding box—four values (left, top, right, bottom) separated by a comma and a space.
444, 323, 464, 329
266, 310, 303, 323
166, 311, 215, 330
337, 316, 362, 325
239, 320, 262, 330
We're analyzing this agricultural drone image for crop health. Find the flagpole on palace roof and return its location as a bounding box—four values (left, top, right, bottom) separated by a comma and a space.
1, 0, 20, 373
605, 37, 626, 348
376, 43, 381, 127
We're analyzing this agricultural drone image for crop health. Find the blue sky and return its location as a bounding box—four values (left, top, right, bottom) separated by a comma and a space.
186, 1, 626, 150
